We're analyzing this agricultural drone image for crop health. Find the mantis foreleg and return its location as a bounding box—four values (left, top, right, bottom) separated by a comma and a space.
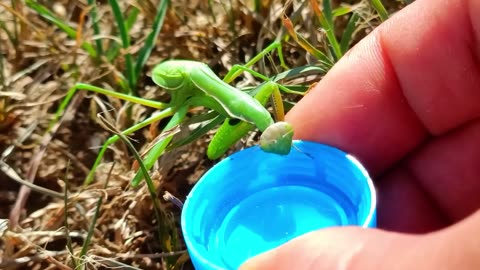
206, 82, 285, 159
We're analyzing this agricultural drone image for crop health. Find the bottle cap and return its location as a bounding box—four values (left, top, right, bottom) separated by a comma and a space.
181, 140, 376, 270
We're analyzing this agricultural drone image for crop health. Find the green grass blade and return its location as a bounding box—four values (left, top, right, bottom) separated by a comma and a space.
108, 0, 135, 93
340, 12, 360, 53
282, 16, 334, 68
133, 0, 169, 85
131, 106, 188, 187
78, 163, 114, 266
270, 65, 328, 82
371, 0, 389, 21
25, 0, 97, 58
10, 0, 19, 47
310, 0, 342, 60
97, 115, 174, 252
207, 0, 217, 23
0, 21, 17, 49
26, 0, 76, 36
321, 0, 334, 26
332, 6, 353, 17
106, 7, 140, 62
253, 0, 261, 12
87, 0, 103, 56
125, 6, 140, 30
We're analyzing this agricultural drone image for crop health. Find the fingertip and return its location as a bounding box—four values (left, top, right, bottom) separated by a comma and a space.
239, 250, 277, 270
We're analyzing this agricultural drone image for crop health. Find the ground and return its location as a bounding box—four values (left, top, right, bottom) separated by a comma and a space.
0, 1, 405, 269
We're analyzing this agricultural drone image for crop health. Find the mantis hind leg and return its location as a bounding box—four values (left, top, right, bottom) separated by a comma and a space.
51, 83, 168, 130
45, 82, 172, 186
84, 107, 175, 185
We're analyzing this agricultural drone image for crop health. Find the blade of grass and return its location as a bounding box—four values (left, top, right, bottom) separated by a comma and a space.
371, 0, 389, 21
87, 0, 103, 56
310, 0, 342, 60
131, 106, 188, 187
332, 6, 353, 17
207, 0, 217, 23
0, 21, 17, 48
282, 15, 334, 69
133, 0, 169, 86
340, 12, 360, 53
321, 0, 334, 26
97, 114, 175, 252
270, 65, 328, 82
106, 6, 140, 62
78, 162, 115, 268
9, 0, 19, 47
0, 36, 4, 88
220, 0, 237, 39
125, 6, 140, 30
25, 0, 97, 58
63, 161, 77, 269
108, 0, 135, 94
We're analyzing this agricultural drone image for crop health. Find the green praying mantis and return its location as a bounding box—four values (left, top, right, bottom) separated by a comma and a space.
153, 60, 296, 158
51, 42, 320, 187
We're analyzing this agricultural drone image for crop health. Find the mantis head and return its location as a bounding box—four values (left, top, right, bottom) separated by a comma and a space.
259, 122, 294, 155
152, 60, 191, 90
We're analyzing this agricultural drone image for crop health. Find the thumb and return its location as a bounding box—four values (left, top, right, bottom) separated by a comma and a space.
239, 211, 480, 269
238, 226, 440, 270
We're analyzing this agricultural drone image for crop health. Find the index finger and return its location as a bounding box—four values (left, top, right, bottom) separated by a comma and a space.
286, 0, 480, 174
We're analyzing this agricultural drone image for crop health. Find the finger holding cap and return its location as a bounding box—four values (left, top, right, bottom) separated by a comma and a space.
286, 0, 480, 175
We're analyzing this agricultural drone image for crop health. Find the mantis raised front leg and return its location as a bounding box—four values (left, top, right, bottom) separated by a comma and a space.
206, 81, 293, 159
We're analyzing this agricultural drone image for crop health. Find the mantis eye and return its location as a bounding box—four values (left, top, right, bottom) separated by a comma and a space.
259, 122, 294, 155
151, 61, 186, 90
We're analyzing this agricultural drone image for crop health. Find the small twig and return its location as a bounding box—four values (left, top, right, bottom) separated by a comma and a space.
97, 250, 188, 259
45, 254, 73, 270
0, 250, 69, 269
1, 120, 37, 160
87, 255, 142, 270
7, 230, 86, 239
0, 161, 64, 199
0, 121, 63, 199
163, 191, 184, 209
63, 161, 77, 268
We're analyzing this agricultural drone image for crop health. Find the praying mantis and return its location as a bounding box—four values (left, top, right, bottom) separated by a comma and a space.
152, 60, 296, 159
51, 41, 319, 187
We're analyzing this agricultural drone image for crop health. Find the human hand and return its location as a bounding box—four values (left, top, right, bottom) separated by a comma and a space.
240, 0, 480, 268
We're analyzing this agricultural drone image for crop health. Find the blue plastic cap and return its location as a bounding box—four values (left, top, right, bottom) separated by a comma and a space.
181, 140, 376, 270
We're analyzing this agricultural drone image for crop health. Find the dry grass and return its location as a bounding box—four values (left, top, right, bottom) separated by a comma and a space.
0, 0, 406, 269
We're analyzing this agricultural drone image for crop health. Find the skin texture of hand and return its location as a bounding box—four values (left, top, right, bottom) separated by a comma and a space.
240, 0, 480, 269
